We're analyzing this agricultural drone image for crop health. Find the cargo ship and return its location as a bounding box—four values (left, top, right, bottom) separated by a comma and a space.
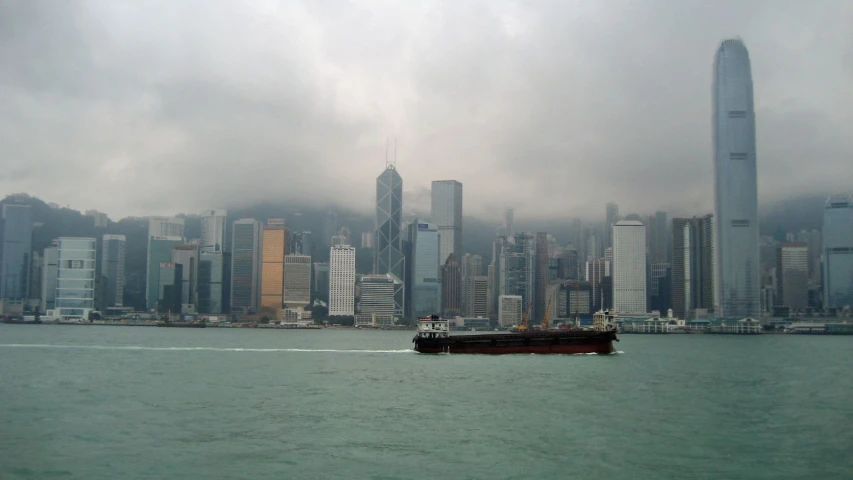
156, 320, 206, 328
413, 310, 618, 355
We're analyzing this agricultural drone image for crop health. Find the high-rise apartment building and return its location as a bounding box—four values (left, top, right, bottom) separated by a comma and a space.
441, 253, 461, 316
776, 242, 808, 311
101, 234, 126, 308
329, 245, 355, 316
375, 165, 405, 315
406, 221, 440, 319
261, 222, 289, 313
55, 238, 96, 318
822, 195, 853, 308
713, 38, 760, 318
283, 254, 312, 309
230, 219, 262, 313
672, 215, 715, 319
612, 220, 647, 313
1, 204, 33, 302
200, 209, 227, 253
431, 180, 463, 265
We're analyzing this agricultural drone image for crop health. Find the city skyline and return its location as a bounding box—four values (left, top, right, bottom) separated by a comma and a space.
2, 2, 851, 220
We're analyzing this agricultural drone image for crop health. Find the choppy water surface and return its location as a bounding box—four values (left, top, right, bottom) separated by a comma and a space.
1, 325, 852, 479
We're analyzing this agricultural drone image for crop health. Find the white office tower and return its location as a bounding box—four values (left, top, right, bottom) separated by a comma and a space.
329, 245, 356, 316
498, 295, 523, 328
201, 209, 227, 253
612, 220, 647, 314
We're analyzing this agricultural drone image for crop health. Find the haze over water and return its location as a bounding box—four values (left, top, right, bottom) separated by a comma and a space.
2, 326, 852, 479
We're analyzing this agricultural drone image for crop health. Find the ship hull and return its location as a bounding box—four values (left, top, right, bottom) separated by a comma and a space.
413, 330, 617, 355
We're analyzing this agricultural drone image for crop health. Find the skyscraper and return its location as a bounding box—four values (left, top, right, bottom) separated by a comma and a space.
533, 232, 548, 323
283, 254, 312, 309
198, 252, 227, 314
171, 244, 199, 311
441, 253, 461, 316
101, 234, 126, 308
604, 203, 619, 250
822, 195, 853, 308
40, 242, 59, 312
406, 221, 440, 319
612, 220, 647, 314
431, 180, 463, 265
464, 276, 489, 317
230, 219, 262, 313
200, 209, 227, 253
775, 242, 808, 311
713, 38, 760, 318
648, 211, 669, 264
500, 233, 534, 319
329, 245, 355, 316
56, 238, 96, 318
146, 236, 183, 311
672, 216, 715, 319
375, 165, 405, 315
261, 222, 288, 314
146, 216, 184, 311
0, 204, 33, 302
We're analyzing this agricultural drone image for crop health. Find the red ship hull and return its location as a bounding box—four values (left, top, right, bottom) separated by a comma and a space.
413, 330, 617, 355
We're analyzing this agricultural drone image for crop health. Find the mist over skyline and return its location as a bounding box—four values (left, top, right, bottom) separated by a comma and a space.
2, 0, 851, 221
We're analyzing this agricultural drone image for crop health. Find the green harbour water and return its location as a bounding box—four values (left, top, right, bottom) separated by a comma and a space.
1, 325, 852, 479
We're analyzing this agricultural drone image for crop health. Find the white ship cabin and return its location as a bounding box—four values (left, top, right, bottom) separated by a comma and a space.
417, 315, 449, 339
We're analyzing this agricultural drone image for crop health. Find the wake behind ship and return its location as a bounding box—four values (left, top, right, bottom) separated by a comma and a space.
412, 311, 618, 355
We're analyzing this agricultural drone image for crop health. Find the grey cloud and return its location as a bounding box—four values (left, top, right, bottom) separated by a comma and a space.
1, 0, 851, 222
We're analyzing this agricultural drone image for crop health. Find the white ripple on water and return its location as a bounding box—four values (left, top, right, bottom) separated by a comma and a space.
0, 344, 415, 353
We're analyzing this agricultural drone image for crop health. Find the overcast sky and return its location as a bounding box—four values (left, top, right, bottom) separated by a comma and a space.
1, 0, 851, 221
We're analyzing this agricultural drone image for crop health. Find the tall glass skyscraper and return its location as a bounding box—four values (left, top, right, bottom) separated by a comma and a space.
431, 180, 463, 265
375, 165, 405, 315
713, 38, 760, 318
230, 218, 262, 313
1, 204, 33, 302
822, 194, 853, 309
406, 221, 440, 318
